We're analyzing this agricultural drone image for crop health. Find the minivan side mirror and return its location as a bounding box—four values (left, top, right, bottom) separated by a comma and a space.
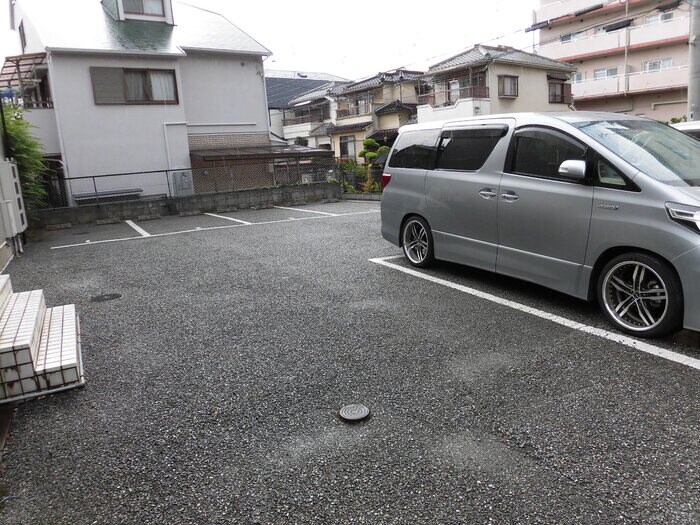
558, 159, 587, 180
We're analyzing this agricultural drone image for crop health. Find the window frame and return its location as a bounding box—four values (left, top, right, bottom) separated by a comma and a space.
643, 58, 673, 73
498, 75, 519, 98
434, 125, 509, 173
122, 0, 166, 16
548, 81, 572, 104
506, 125, 589, 184
18, 20, 26, 52
339, 135, 356, 158
90, 67, 179, 105
593, 67, 619, 80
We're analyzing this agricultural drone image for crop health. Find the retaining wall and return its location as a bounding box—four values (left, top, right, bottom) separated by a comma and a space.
38, 182, 342, 227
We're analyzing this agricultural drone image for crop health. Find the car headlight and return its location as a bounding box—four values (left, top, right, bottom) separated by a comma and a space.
666, 202, 700, 232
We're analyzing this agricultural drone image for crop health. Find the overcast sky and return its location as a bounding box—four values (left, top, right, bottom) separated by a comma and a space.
1, 0, 541, 81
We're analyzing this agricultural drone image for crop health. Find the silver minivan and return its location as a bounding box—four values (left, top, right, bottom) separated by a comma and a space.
381, 112, 700, 338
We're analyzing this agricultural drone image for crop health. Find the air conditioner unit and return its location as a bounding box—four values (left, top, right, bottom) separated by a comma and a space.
169, 170, 194, 197
0, 161, 27, 237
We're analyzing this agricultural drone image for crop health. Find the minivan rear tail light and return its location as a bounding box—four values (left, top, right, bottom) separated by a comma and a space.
381, 173, 391, 189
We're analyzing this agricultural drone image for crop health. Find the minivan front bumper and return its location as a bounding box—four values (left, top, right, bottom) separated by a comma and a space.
672, 245, 700, 332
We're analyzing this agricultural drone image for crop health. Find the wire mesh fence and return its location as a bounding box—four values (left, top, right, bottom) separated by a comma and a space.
38, 159, 349, 209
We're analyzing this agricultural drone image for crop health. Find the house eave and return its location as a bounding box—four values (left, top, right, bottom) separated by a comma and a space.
46, 46, 186, 57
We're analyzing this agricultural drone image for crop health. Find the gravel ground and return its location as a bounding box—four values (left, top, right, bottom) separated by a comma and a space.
0, 202, 698, 524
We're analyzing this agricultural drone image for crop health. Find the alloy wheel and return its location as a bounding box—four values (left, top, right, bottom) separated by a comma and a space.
602, 261, 669, 332
402, 219, 430, 265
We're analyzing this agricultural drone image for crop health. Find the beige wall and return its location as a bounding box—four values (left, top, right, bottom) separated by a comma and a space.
575, 89, 688, 122
330, 130, 367, 161
488, 63, 571, 114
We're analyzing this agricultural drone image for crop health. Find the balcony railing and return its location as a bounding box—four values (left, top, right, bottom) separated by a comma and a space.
572, 65, 689, 99
283, 114, 323, 126
417, 86, 489, 107
337, 106, 372, 118
23, 99, 54, 109
538, 16, 689, 61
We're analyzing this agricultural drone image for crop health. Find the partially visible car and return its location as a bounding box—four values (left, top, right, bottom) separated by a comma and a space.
381, 112, 700, 338
672, 121, 700, 140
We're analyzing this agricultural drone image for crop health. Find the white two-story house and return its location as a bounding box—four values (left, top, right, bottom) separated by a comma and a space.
2, 0, 271, 202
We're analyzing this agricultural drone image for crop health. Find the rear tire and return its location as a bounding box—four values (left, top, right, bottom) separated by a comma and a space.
401, 216, 435, 268
597, 252, 683, 338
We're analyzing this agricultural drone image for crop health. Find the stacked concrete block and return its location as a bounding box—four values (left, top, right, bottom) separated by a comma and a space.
0, 275, 84, 403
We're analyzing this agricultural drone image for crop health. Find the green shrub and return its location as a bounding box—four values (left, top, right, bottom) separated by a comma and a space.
365, 152, 378, 163
377, 145, 390, 154
4, 105, 47, 219
362, 138, 380, 150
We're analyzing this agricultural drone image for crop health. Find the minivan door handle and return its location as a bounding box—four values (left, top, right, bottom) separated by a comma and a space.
479, 189, 498, 199
500, 191, 519, 202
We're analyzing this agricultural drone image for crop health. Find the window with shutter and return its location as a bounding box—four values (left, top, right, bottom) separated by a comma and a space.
90, 67, 127, 104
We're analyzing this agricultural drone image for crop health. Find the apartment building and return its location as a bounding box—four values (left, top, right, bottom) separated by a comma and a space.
534, 0, 689, 121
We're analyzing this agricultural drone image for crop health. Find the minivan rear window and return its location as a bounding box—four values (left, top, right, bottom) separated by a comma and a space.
388, 129, 440, 169
436, 126, 508, 171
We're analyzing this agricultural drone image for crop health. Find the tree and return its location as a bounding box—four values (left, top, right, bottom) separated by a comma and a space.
4, 104, 47, 217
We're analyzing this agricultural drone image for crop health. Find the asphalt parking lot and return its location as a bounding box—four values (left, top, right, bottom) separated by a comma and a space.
1, 200, 698, 524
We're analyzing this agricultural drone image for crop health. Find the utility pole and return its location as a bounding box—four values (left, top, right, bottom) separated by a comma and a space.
689, 1, 700, 121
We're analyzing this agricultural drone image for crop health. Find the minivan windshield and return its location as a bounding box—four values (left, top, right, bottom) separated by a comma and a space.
571, 119, 700, 187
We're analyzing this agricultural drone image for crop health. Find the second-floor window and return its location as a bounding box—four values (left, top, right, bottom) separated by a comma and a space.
644, 58, 673, 72
594, 67, 619, 80
548, 81, 572, 104
91, 67, 178, 105
571, 72, 584, 83
123, 0, 165, 16
498, 75, 518, 98
560, 31, 585, 43
645, 11, 674, 25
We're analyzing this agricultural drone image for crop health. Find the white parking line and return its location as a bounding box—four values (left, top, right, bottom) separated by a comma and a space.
204, 212, 252, 225
369, 256, 700, 371
273, 206, 336, 216
50, 210, 380, 250
125, 220, 151, 237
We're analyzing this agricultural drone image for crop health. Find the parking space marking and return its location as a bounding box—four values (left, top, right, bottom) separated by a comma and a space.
370, 256, 700, 371
50, 210, 380, 250
125, 220, 151, 237
203, 213, 252, 225
273, 206, 336, 216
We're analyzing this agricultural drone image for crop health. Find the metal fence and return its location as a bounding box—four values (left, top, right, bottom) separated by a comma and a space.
39, 159, 348, 209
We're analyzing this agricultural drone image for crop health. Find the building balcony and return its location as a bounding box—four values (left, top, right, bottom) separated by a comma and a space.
538, 16, 689, 61
536, 0, 617, 25
572, 65, 688, 99
417, 86, 490, 108
336, 106, 372, 119
282, 115, 323, 126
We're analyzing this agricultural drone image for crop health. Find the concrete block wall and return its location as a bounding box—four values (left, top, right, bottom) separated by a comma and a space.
38, 182, 341, 227
187, 133, 270, 151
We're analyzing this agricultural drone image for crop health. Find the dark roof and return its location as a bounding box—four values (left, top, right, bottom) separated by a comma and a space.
190, 144, 334, 161
327, 121, 374, 134
366, 128, 399, 142
375, 100, 417, 116
266, 78, 331, 109
288, 81, 351, 106
341, 69, 424, 95
17, 0, 269, 56
429, 45, 575, 74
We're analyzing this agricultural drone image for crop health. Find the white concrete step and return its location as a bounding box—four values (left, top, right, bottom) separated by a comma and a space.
1, 305, 83, 400
0, 274, 13, 314
0, 289, 46, 369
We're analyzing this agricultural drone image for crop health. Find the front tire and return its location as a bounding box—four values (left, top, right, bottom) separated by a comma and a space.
597, 252, 683, 338
401, 216, 435, 268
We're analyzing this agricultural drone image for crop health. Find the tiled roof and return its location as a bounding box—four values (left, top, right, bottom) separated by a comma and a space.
366, 128, 399, 142
16, 0, 270, 56
342, 69, 424, 95
327, 121, 374, 134
266, 78, 331, 109
288, 81, 351, 106
429, 45, 575, 74
375, 100, 417, 115
266, 70, 348, 82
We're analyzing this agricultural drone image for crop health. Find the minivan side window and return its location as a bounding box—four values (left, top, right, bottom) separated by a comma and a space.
388, 130, 440, 169
436, 126, 508, 171
511, 128, 586, 180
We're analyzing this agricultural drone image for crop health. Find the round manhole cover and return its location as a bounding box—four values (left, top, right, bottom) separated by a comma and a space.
91, 293, 122, 303
339, 404, 370, 422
